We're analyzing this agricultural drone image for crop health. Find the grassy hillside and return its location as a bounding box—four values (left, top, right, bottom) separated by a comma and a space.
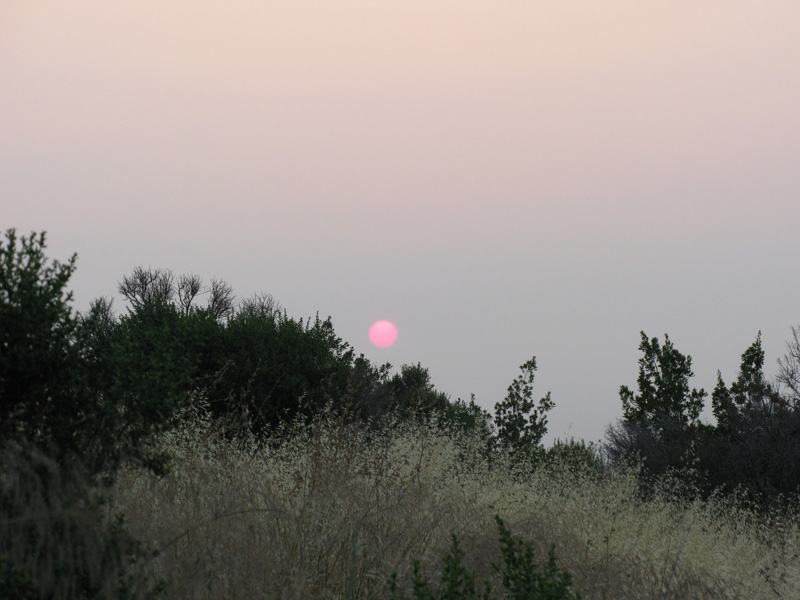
109, 409, 800, 599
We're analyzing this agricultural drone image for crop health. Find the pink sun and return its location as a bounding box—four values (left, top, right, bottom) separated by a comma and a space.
369, 320, 398, 348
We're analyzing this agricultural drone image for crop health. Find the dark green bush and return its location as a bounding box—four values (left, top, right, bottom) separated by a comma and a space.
388, 516, 580, 600
700, 333, 800, 505
0, 444, 163, 600
0, 230, 81, 458
0, 229, 551, 478
543, 438, 605, 476
619, 332, 706, 428
383, 364, 494, 438
492, 357, 554, 468
210, 310, 359, 431
0, 230, 192, 474
94, 265, 487, 440
607, 331, 800, 508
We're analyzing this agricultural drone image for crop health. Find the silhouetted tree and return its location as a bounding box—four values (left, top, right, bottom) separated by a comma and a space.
0, 230, 79, 451
609, 331, 800, 507
777, 325, 800, 405
0, 231, 190, 474
620, 332, 706, 428
606, 333, 707, 498
118, 266, 175, 310
701, 332, 800, 504
493, 356, 554, 461
712, 332, 775, 433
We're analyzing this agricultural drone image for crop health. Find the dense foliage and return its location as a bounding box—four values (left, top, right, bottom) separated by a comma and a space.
98, 266, 503, 442
0, 229, 552, 470
0, 231, 179, 474
618, 332, 706, 427
4, 227, 800, 597
0, 231, 80, 455
606, 330, 800, 507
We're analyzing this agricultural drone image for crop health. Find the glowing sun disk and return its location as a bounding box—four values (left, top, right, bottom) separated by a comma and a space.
369, 320, 397, 348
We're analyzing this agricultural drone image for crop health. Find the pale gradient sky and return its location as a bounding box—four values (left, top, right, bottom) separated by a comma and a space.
3, 1, 799, 443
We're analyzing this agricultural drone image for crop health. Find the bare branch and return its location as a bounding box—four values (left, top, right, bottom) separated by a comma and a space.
238, 292, 281, 319
177, 273, 203, 315
777, 325, 800, 404
118, 266, 175, 309
208, 278, 235, 320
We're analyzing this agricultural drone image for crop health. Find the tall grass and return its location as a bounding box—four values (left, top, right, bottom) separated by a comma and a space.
111, 410, 800, 599
0, 443, 159, 600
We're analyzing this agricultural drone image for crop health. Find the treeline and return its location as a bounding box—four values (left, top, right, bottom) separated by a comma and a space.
606, 329, 800, 508
1, 229, 572, 479
3, 228, 800, 598
4, 227, 800, 510
1, 229, 577, 599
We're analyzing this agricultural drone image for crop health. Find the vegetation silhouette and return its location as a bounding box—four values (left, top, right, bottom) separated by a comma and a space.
3, 228, 800, 598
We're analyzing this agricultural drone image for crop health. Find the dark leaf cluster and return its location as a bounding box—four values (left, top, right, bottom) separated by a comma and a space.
493, 357, 554, 463
607, 330, 800, 508
388, 516, 580, 600
1, 230, 509, 473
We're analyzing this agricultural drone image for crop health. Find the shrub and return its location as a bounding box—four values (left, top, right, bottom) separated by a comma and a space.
542, 438, 605, 477
493, 356, 553, 464
389, 363, 452, 420
100, 266, 402, 436
96, 265, 488, 441
211, 310, 360, 431
700, 333, 800, 505
619, 332, 706, 428
435, 394, 495, 443
0, 443, 162, 600
0, 230, 81, 457
609, 331, 800, 509
0, 230, 198, 474
0, 231, 198, 474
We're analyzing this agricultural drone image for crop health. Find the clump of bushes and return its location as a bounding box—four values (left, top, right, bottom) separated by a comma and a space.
1, 227, 560, 472
388, 516, 580, 600
83, 263, 502, 442
606, 330, 800, 509
0, 230, 186, 475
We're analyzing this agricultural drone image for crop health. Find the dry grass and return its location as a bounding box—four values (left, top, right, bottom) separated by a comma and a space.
111, 410, 800, 599
0, 443, 155, 600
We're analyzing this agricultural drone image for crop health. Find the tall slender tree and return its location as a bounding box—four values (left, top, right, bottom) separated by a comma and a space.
619, 332, 706, 428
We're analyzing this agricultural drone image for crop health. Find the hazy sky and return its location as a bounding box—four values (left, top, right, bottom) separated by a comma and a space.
3, 1, 799, 443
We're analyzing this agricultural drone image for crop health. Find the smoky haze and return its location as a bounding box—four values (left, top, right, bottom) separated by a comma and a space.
2, 1, 799, 443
